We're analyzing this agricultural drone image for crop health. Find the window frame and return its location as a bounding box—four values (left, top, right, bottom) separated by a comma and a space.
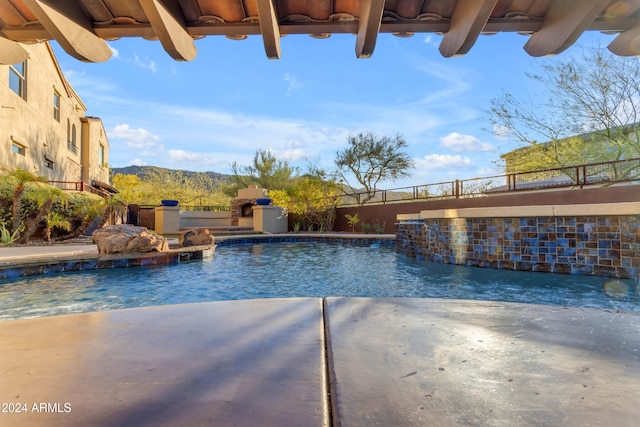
53, 90, 61, 122
44, 157, 55, 170
99, 144, 105, 167
11, 142, 26, 156
68, 124, 78, 153
9, 61, 27, 99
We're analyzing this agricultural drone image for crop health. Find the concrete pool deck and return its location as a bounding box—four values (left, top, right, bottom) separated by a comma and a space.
0, 242, 639, 426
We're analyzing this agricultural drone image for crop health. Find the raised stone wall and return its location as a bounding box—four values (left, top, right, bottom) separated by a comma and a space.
396, 215, 640, 279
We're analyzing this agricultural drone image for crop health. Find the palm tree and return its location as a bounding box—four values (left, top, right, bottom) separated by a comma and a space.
18, 185, 68, 243
59, 197, 104, 240
97, 196, 127, 229
3, 168, 47, 234
43, 211, 71, 241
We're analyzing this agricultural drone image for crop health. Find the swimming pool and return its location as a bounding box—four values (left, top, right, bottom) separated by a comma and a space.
0, 241, 638, 320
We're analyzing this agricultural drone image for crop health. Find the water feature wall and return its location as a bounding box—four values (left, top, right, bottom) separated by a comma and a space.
396, 205, 640, 279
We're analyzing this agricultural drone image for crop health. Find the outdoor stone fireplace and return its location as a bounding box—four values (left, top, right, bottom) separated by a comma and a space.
231, 186, 269, 226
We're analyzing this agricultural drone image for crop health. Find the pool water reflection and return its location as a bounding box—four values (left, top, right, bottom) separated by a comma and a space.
0, 242, 638, 320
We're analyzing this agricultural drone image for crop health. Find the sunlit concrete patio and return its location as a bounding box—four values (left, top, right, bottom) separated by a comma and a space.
1, 297, 638, 426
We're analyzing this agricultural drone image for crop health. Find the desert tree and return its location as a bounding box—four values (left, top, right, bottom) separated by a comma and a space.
335, 132, 413, 204
223, 149, 298, 196
489, 47, 640, 175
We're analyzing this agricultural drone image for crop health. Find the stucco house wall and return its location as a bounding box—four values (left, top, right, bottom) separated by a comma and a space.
0, 42, 109, 185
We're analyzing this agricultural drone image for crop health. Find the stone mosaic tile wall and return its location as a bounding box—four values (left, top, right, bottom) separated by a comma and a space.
396, 215, 640, 279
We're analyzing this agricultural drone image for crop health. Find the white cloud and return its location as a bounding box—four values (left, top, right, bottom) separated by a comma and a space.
269, 147, 308, 162
110, 124, 162, 150
423, 35, 440, 47
439, 132, 495, 153
284, 73, 303, 94
492, 125, 511, 141
129, 54, 157, 73
414, 154, 475, 170
109, 44, 120, 59
126, 158, 148, 166
167, 149, 222, 167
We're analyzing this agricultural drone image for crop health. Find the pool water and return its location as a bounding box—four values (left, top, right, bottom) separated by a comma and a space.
0, 242, 638, 320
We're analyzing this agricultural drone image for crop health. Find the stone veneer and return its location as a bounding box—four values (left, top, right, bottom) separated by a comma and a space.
396, 215, 640, 279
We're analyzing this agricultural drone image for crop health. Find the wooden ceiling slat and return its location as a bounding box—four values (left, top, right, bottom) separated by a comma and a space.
491, 0, 514, 17
7, 0, 38, 20
0, 0, 29, 25
178, 0, 202, 22
20, 0, 112, 62
440, 0, 498, 57
308, 0, 333, 20
355, 0, 385, 58
243, 0, 257, 18
525, 0, 551, 17
396, 0, 425, 19
420, 0, 455, 18
78, 0, 113, 22
197, 0, 245, 22
139, 0, 197, 60
102, 0, 148, 23
334, 0, 359, 16
524, 0, 611, 56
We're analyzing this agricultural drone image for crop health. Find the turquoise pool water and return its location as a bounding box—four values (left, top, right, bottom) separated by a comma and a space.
0, 242, 638, 320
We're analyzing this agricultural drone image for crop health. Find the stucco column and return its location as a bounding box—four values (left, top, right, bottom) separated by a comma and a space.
154, 206, 180, 234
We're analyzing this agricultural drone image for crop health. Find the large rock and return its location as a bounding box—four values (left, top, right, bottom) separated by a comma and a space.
179, 228, 215, 247
92, 225, 169, 255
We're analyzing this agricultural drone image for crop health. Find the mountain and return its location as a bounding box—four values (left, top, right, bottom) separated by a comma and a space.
111, 166, 232, 189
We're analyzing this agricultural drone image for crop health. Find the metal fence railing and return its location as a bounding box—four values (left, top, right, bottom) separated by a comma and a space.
47, 180, 112, 198
338, 157, 640, 207
47, 158, 639, 208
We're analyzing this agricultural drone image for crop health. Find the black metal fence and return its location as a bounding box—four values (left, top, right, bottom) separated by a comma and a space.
338, 157, 640, 207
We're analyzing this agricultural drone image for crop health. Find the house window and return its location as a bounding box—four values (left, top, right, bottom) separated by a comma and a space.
44, 157, 54, 170
9, 61, 26, 99
99, 144, 105, 167
68, 124, 77, 153
53, 91, 61, 121
11, 142, 25, 156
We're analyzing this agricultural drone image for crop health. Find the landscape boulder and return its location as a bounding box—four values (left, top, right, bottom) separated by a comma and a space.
92, 224, 169, 255
179, 228, 215, 247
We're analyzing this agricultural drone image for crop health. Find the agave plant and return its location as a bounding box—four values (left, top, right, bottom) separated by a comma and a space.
0, 220, 21, 246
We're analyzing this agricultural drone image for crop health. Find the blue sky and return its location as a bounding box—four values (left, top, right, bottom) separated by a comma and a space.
52, 30, 616, 188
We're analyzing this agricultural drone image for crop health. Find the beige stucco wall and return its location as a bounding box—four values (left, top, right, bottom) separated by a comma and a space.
0, 43, 109, 185
81, 116, 110, 184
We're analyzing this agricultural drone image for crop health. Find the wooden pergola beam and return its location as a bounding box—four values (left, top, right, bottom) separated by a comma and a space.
138, 0, 197, 61
0, 36, 28, 65
524, 0, 611, 57
355, 0, 385, 59
439, 0, 498, 58
20, 0, 111, 62
256, 0, 281, 59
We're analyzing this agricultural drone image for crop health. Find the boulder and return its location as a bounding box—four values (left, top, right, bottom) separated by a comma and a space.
179, 228, 215, 247
92, 224, 169, 255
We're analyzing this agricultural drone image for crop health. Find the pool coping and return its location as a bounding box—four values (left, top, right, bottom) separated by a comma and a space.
0, 233, 395, 280
1, 297, 639, 426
